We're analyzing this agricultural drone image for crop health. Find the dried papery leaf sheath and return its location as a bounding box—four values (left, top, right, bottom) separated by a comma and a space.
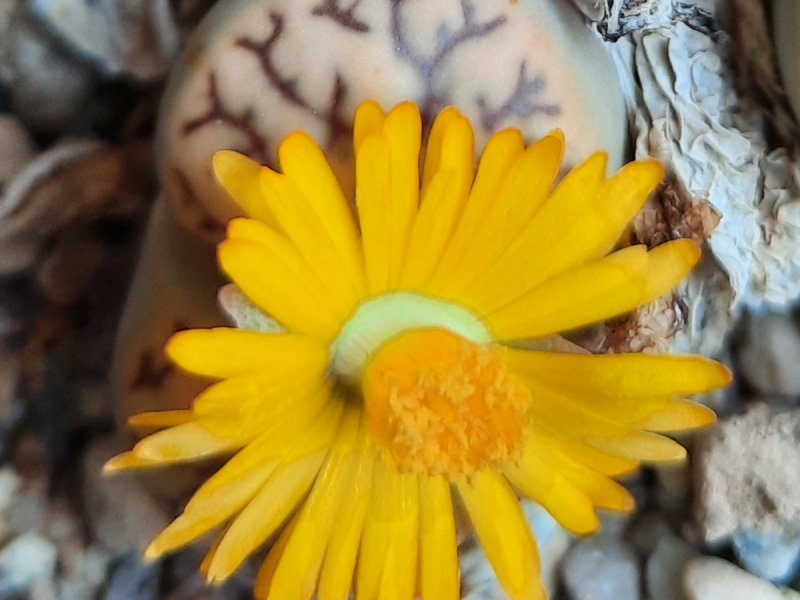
106, 101, 731, 600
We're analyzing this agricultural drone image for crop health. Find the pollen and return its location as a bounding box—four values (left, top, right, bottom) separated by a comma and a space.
362, 328, 530, 478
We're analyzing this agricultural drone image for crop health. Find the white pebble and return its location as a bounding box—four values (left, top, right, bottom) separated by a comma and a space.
0, 532, 58, 592
683, 556, 784, 600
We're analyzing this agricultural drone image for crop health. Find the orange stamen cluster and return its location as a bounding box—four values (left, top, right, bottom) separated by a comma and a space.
363, 328, 530, 478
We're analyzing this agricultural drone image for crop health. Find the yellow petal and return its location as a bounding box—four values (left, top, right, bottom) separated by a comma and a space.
356, 455, 419, 600
196, 398, 341, 501
430, 128, 524, 294
456, 470, 545, 600
637, 238, 702, 299
259, 407, 362, 600
467, 157, 663, 311
317, 446, 376, 600
634, 398, 717, 432
505, 457, 599, 536
205, 449, 327, 583
402, 112, 475, 289
354, 100, 386, 152
537, 428, 639, 477
505, 349, 732, 400
194, 381, 334, 446
217, 231, 340, 339
418, 475, 459, 600
444, 132, 565, 302
165, 328, 328, 380
145, 400, 343, 561
518, 377, 688, 463
356, 103, 422, 293
526, 436, 635, 514
420, 107, 463, 192
254, 512, 298, 600
487, 244, 647, 338
256, 170, 358, 319
145, 457, 280, 560
589, 435, 686, 462
273, 135, 366, 298
212, 151, 278, 227
488, 240, 701, 339
127, 410, 194, 429
356, 134, 393, 293
102, 452, 153, 473
132, 422, 237, 461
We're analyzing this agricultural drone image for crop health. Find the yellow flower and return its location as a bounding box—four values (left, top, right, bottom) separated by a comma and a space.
106, 101, 730, 600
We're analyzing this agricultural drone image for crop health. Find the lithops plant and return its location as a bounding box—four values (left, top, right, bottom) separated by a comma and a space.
113, 0, 629, 429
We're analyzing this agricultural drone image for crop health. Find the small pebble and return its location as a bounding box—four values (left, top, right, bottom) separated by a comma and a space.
693, 403, 800, 542
0, 467, 21, 512
0, 532, 58, 593
6, 483, 47, 536
646, 533, 695, 600
683, 556, 784, 600
737, 312, 800, 397
59, 545, 110, 600
29, 577, 59, 600
732, 529, 800, 584
561, 534, 640, 600
103, 550, 160, 600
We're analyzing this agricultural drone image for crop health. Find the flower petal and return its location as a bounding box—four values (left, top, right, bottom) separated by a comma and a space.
354, 100, 386, 152
258, 407, 362, 599
165, 328, 328, 380
205, 449, 327, 583
634, 398, 716, 432
266, 141, 366, 304
103, 422, 237, 473
195, 380, 333, 446
418, 475, 459, 600
537, 428, 639, 477
430, 128, 524, 294
488, 239, 700, 339
505, 457, 599, 536
456, 470, 545, 600
316, 447, 376, 600
356, 103, 421, 293
527, 436, 635, 513
505, 349, 732, 400
278, 134, 364, 274
254, 512, 298, 600
144, 400, 342, 561
145, 457, 280, 560
127, 410, 194, 429
217, 226, 340, 339
518, 377, 688, 462
402, 111, 475, 289
212, 151, 278, 227
420, 107, 468, 192
466, 158, 662, 310
356, 455, 419, 600
442, 132, 564, 301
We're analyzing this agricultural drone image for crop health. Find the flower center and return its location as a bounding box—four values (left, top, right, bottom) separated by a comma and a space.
330, 292, 492, 385
362, 328, 530, 478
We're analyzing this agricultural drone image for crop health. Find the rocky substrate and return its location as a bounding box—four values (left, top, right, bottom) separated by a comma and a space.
1, 0, 800, 599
